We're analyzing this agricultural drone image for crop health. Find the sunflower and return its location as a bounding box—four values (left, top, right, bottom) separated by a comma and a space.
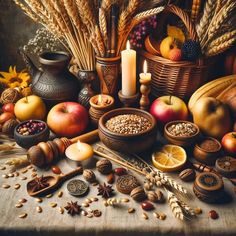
0, 66, 31, 88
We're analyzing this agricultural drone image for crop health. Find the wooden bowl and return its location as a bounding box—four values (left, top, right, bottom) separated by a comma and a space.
193, 137, 222, 165
164, 120, 200, 147
98, 108, 157, 153
14, 120, 50, 149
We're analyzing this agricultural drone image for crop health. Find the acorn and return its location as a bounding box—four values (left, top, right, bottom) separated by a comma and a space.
2, 118, 19, 137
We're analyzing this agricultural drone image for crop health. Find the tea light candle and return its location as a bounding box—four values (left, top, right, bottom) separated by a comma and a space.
121, 40, 136, 96
139, 60, 151, 82
65, 141, 94, 162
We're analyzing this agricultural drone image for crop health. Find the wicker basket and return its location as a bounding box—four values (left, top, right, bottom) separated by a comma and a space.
139, 5, 215, 101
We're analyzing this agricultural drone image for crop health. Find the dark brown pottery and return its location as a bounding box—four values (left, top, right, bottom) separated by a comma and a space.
164, 120, 200, 147
96, 56, 121, 96
14, 120, 49, 149
193, 137, 222, 165
77, 70, 97, 109
20, 50, 80, 107
98, 108, 157, 153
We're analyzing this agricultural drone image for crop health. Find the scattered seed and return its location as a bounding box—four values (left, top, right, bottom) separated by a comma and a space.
0, 166, 6, 170
46, 194, 53, 198
59, 207, 64, 214
50, 202, 57, 208
18, 213, 27, 218
153, 212, 159, 218
27, 165, 33, 169
36, 206, 42, 213
128, 208, 135, 213
87, 213, 93, 218
209, 210, 219, 220
82, 203, 89, 207
57, 191, 63, 198
31, 173, 37, 178
121, 198, 130, 203
20, 176, 27, 180
31, 168, 37, 172
15, 203, 23, 208
18, 198, 27, 203
2, 174, 8, 178
14, 184, 21, 190
8, 173, 14, 177
91, 197, 98, 202
194, 207, 202, 215
159, 213, 166, 220
85, 198, 92, 204
21, 169, 28, 174
93, 209, 102, 217
2, 184, 10, 189
35, 198, 43, 203
81, 210, 87, 216
142, 212, 148, 220
14, 172, 19, 177
92, 182, 98, 186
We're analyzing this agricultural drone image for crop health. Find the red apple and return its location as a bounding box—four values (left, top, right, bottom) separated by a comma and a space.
221, 132, 236, 157
2, 103, 15, 113
0, 112, 15, 124
47, 102, 89, 138
150, 95, 188, 126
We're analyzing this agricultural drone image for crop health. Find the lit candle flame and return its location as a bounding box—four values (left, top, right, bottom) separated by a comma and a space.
126, 40, 130, 50
98, 94, 103, 105
143, 60, 148, 74
76, 140, 81, 150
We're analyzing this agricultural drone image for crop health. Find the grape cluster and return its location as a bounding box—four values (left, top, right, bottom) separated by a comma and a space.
129, 16, 157, 49
17, 120, 46, 136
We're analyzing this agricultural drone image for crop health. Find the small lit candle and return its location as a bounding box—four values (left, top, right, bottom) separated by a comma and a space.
121, 40, 136, 96
65, 141, 94, 162
139, 60, 151, 82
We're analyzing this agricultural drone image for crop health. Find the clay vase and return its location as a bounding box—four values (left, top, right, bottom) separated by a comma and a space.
77, 70, 97, 109
20, 50, 80, 107
96, 56, 121, 96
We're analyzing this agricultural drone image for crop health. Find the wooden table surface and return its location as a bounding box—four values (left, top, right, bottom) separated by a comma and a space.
0, 141, 236, 236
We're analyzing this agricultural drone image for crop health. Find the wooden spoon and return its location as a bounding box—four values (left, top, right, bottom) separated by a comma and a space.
27, 167, 82, 197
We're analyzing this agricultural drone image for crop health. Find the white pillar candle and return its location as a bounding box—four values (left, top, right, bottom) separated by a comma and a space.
139, 60, 151, 82
121, 40, 136, 96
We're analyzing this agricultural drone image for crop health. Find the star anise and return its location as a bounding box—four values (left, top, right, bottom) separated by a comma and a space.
97, 183, 114, 198
29, 175, 49, 192
64, 201, 81, 216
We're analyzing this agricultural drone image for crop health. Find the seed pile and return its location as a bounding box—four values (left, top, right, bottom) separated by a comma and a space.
105, 114, 152, 134
167, 122, 197, 137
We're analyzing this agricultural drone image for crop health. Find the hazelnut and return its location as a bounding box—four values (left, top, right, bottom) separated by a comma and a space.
96, 159, 112, 175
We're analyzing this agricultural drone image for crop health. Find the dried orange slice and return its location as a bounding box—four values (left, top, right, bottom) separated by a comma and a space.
152, 145, 187, 172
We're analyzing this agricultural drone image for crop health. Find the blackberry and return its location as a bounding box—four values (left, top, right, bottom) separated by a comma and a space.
181, 40, 201, 61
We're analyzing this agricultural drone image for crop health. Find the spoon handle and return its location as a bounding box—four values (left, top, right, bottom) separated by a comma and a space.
59, 167, 83, 182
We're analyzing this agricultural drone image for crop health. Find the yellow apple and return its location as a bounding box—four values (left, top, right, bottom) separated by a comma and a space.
160, 36, 177, 59
14, 95, 46, 121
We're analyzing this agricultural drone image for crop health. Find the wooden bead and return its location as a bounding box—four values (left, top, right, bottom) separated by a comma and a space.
53, 138, 66, 155
47, 141, 59, 161
38, 142, 53, 164
27, 146, 46, 168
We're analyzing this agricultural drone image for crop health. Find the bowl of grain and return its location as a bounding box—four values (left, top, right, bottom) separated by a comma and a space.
164, 120, 200, 147
98, 108, 157, 153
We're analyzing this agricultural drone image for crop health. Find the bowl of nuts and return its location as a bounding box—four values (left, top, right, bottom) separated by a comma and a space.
98, 108, 157, 153
14, 120, 50, 149
164, 120, 200, 147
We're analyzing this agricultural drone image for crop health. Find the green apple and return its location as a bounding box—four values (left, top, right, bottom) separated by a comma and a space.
160, 36, 177, 59
14, 95, 46, 121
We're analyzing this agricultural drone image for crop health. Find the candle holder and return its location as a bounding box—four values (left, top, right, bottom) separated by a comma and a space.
118, 90, 139, 108
89, 94, 115, 126
139, 78, 151, 110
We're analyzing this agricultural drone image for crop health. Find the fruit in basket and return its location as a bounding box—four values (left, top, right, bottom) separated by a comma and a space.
221, 132, 236, 157
47, 102, 88, 138
169, 48, 182, 61
152, 145, 187, 172
150, 96, 188, 126
188, 75, 236, 112
2, 103, 15, 113
14, 95, 46, 121
160, 36, 177, 59
167, 25, 185, 43
192, 97, 232, 139
181, 40, 201, 61
220, 87, 236, 119
144, 35, 161, 55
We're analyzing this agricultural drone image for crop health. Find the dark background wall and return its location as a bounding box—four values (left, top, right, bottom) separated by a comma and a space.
0, 0, 39, 71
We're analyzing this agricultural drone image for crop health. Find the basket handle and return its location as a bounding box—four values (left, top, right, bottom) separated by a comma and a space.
164, 5, 198, 42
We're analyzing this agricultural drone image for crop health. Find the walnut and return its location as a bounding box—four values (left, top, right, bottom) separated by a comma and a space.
96, 159, 112, 175
83, 169, 96, 183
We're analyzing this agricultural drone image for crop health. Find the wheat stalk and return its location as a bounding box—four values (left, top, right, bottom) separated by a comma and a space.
101, 0, 112, 11
178, 200, 196, 217
166, 190, 184, 220
99, 8, 108, 49
95, 25, 105, 57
